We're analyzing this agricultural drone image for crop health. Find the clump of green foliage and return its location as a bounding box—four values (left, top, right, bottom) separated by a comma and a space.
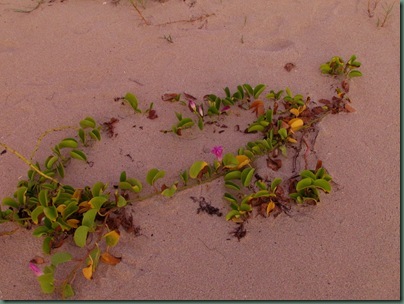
0, 54, 361, 298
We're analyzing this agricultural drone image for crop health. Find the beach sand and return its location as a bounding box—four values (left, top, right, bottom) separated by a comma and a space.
0, 0, 400, 300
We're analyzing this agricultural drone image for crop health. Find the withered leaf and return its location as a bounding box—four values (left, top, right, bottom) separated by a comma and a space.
30, 256, 45, 264
311, 106, 326, 115
284, 62, 295, 72
147, 109, 158, 120
267, 157, 282, 171
318, 99, 331, 105
162, 93, 180, 102
341, 80, 350, 93
101, 252, 122, 266
183, 92, 197, 101
250, 100, 265, 117
344, 103, 356, 113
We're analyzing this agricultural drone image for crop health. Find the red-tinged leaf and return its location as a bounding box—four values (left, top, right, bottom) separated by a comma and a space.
100, 252, 122, 266
341, 80, 349, 93
344, 103, 356, 112
183, 92, 197, 100
318, 99, 331, 105
147, 109, 158, 120
161, 93, 180, 102
250, 100, 265, 117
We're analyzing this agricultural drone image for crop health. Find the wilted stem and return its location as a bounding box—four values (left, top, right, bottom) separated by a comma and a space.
0, 142, 59, 184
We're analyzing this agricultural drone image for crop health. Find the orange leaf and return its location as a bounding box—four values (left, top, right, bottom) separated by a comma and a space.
266, 201, 276, 216
101, 252, 122, 266
82, 264, 93, 280
344, 104, 356, 112
235, 155, 250, 169
250, 100, 265, 117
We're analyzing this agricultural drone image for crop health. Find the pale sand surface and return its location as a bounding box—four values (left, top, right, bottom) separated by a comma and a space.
0, 0, 400, 300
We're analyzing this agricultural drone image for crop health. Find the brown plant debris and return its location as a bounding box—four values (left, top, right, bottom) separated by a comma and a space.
284, 62, 296, 72
106, 208, 140, 235
190, 196, 223, 217
230, 223, 247, 241
103, 117, 119, 138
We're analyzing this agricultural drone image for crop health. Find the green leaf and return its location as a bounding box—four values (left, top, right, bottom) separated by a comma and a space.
223, 193, 238, 204
197, 116, 204, 130
243, 84, 254, 96
146, 168, 166, 186
91, 182, 106, 197
224, 170, 241, 181
82, 209, 98, 228
89, 129, 101, 141
270, 178, 282, 192
58, 138, 78, 149
57, 163, 65, 178
226, 210, 240, 221
74, 225, 90, 248
31, 206, 44, 224
278, 128, 288, 140
38, 189, 49, 207
253, 84, 266, 99
45, 155, 58, 170
2, 197, 19, 209
70, 150, 87, 161
348, 70, 362, 78
177, 118, 194, 129
79, 117, 96, 129
224, 86, 231, 98
15, 187, 27, 206
51, 252, 73, 266
117, 195, 127, 208
43, 206, 58, 221
89, 196, 108, 210
248, 124, 265, 133
300, 170, 316, 180
189, 161, 208, 179
37, 273, 55, 294
241, 167, 255, 187
253, 190, 270, 198
315, 167, 326, 179
33, 225, 50, 237
222, 153, 238, 168
42, 236, 52, 254
296, 177, 313, 191
313, 179, 332, 192
126, 178, 143, 192
161, 184, 177, 198
124, 92, 141, 113
119, 171, 127, 182
62, 283, 75, 298
239, 202, 252, 212
224, 181, 241, 191
78, 128, 86, 144
180, 170, 188, 185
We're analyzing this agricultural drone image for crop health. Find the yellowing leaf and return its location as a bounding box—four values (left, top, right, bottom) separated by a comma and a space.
100, 252, 122, 266
56, 204, 66, 214
103, 230, 120, 247
289, 108, 300, 116
287, 137, 298, 143
236, 155, 250, 169
78, 201, 91, 213
288, 118, 303, 131
82, 265, 93, 280
72, 189, 82, 200
266, 201, 276, 215
66, 219, 80, 228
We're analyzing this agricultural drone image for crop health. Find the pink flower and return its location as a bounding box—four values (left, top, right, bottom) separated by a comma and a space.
211, 146, 223, 162
29, 262, 43, 277
188, 100, 197, 113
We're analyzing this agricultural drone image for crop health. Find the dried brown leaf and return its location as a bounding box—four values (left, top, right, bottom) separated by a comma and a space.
267, 157, 282, 171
